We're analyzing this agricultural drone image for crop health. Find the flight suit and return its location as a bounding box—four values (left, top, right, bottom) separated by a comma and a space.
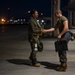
28, 17, 42, 65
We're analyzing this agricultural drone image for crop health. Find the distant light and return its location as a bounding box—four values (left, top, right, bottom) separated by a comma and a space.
41, 13, 43, 15
8, 8, 10, 10
18, 19, 20, 21
21, 19, 22, 21
23, 19, 25, 21
7, 21, 9, 23
14, 20, 18, 23
41, 20, 44, 23
37, 20, 39, 22
28, 11, 30, 13
1, 19, 5, 22
10, 19, 13, 21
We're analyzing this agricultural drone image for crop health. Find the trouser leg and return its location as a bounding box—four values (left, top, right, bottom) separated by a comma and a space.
29, 42, 38, 64
57, 51, 67, 71
58, 51, 67, 63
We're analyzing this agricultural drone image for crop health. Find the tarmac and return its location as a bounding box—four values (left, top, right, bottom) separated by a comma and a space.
0, 25, 75, 75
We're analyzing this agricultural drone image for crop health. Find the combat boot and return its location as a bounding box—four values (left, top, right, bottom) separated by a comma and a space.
29, 57, 40, 67
32, 63, 40, 67
56, 62, 67, 72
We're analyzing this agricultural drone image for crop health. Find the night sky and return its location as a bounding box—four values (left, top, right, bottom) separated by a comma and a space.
0, 0, 68, 18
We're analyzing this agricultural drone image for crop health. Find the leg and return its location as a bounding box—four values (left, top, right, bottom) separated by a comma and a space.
58, 51, 67, 63
57, 51, 67, 71
30, 42, 37, 59
57, 33, 70, 71
29, 42, 40, 67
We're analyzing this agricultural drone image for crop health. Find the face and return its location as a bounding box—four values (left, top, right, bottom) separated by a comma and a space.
55, 13, 60, 18
33, 11, 38, 18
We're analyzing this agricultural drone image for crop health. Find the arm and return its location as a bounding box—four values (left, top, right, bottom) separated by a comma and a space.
41, 28, 55, 33
59, 20, 68, 36
41, 24, 58, 33
57, 20, 68, 39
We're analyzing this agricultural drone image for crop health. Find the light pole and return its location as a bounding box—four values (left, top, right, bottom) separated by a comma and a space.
51, 0, 60, 37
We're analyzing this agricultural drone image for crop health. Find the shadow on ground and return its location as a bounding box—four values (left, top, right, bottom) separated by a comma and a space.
7, 59, 31, 66
7, 59, 59, 71
39, 61, 59, 70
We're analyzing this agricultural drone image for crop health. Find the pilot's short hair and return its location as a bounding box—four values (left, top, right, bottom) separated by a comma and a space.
30, 9, 37, 16
55, 10, 62, 14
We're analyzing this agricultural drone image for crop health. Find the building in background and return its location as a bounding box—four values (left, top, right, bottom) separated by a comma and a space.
68, 0, 75, 28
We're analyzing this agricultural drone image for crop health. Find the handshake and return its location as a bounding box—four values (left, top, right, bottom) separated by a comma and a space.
41, 28, 55, 33
41, 28, 62, 40
41, 29, 47, 33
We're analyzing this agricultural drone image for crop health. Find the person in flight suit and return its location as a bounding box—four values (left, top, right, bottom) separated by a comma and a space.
28, 10, 42, 67
42, 10, 71, 71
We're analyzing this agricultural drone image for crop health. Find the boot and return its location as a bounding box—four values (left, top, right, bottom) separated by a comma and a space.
32, 63, 40, 67
56, 64, 61, 70
29, 57, 40, 67
56, 62, 67, 72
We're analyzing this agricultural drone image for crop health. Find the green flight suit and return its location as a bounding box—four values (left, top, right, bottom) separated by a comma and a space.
28, 17, 42, 64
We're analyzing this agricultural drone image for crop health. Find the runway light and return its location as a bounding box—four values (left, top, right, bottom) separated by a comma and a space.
1, 18, 5, 22
1, 18, 6, 24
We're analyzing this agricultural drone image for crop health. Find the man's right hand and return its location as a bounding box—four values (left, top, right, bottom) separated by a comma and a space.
41, 29, 47, 33
41, 28, 55, 33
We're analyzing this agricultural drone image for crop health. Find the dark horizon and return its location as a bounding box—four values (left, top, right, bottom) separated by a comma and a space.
0, 0, 68, 19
